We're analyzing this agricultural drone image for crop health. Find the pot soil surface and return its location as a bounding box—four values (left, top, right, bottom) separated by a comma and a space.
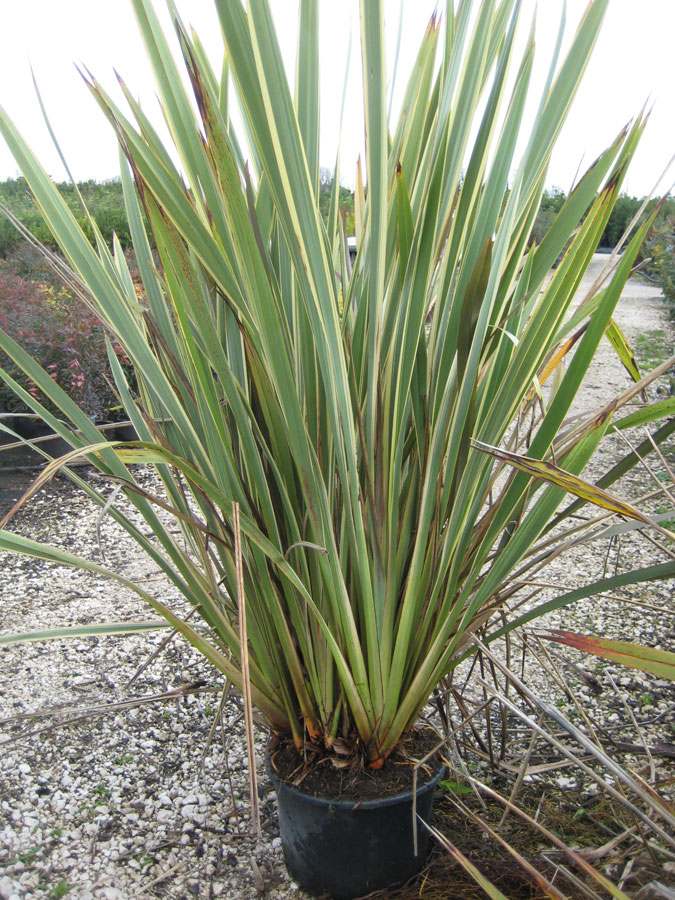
269, 726, 442, 801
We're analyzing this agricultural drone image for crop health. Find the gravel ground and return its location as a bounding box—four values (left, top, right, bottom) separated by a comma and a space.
0, 254, 673, 900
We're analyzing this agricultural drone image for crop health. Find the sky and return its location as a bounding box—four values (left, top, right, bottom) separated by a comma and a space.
0, 0, 672, 198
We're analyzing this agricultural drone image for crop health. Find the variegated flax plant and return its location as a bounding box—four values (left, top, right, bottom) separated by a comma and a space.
0, 0, 674, 769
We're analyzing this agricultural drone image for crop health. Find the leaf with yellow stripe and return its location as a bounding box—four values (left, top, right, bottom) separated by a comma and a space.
423, 823, 511, 900
472, 440, 673, 538
530, 322, 587, 400
604, 317, 643, 387
0, 621, 171, 645
354, 155, 365, 245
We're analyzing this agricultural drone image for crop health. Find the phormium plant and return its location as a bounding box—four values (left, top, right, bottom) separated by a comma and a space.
0, 0, 674, 776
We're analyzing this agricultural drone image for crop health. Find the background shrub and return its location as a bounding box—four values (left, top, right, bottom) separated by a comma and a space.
0, 174, 355, 257
318, 167, 355, 236
643, 212, 675, 311
0, 177, 133, 257
0, 244, 135, 419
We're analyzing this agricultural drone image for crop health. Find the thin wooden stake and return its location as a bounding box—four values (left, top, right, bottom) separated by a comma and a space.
233, 501, 260, 837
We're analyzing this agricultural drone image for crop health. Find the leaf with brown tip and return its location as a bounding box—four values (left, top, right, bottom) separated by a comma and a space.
541, 630, 675, 681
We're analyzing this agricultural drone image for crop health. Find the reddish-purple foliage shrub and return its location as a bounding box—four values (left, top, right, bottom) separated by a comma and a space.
0, 248, 133, 419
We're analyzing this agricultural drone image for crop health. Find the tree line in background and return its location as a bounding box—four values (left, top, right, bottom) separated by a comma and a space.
0, 175, 672, 293
0, 172, 352, 257
0, 174, 672, 419
531, 186, 675, 308
0, 177, 132, 254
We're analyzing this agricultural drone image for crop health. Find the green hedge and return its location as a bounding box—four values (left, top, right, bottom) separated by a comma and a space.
0, 176, 133, 256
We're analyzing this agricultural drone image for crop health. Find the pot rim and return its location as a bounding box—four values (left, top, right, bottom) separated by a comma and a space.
268, 759, 447, 811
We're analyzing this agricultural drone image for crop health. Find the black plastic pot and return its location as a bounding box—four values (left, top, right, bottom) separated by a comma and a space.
0, 417, 71, 464
107, 422, 138, 442
269, 760, 446, 900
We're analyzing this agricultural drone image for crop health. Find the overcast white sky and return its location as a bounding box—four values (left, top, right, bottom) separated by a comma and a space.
0, 1, 672, 197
